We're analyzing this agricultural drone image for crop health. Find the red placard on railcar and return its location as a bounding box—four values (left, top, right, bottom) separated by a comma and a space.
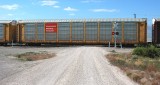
45, 23, 57, 33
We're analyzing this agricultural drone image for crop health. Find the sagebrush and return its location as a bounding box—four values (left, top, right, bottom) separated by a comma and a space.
133, 45, 160, 58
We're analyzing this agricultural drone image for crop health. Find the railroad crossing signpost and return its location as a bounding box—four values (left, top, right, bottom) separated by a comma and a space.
113, 22, 118, 48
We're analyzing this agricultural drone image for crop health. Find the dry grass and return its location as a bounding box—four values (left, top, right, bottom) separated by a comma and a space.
16, 51, 55, 61
106, 53, 160, 85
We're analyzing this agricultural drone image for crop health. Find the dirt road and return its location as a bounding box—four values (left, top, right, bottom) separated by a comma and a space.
0, 47, 137, 85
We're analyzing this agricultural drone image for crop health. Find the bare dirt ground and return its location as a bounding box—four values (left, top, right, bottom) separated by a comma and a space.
0, 46, 137, 85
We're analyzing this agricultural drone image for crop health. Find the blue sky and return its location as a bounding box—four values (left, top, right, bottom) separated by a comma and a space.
0, 0, 159, 21
0, 0, 159, 41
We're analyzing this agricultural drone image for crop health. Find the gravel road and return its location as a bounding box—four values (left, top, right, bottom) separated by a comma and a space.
0, 46, 137, 85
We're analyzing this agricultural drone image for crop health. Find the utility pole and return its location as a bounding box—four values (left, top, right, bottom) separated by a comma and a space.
134, 14, 136, 18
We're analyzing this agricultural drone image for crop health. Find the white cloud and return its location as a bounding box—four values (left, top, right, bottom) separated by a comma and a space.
69, 13, 75, 16
82, 0, 104, 3
0, 4, 19, 10
53, 5, 60, 8
92, 9, 118, 12
64, 7, 77, 11
31, 2, 37, 5
7, 14, 13, 16
41, 0, 58, 6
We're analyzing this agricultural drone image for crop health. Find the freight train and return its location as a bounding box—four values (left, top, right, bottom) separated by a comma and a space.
0, 18, 156, 46
152, 18, 160, 44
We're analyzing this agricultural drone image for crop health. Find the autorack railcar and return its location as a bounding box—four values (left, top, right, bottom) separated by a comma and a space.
16, 18, 147, 45
152, 18, 160, 45
0, 20, 16, 45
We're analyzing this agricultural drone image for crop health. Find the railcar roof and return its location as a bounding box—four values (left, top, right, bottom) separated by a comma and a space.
18, 18, 147, 23
154, 18, 160, 21
0, 20, 13, 23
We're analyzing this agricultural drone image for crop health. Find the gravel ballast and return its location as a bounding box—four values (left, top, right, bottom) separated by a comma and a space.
0, 46, 137, 85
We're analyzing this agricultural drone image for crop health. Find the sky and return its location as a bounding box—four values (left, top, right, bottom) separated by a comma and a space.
0, 0, 159, 41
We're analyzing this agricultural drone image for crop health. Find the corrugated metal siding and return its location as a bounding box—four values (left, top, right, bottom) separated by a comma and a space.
100, 22, 112, 41
72, 22, 84, 41
37, 23, 44, 40
24, 24, 36, 41
0, 24, 4, 40
124, 22, 137, 41
86, 22, 98, 41
116, 22, 122, 42
58, 22, 70, 41
46, 33, 56, 41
